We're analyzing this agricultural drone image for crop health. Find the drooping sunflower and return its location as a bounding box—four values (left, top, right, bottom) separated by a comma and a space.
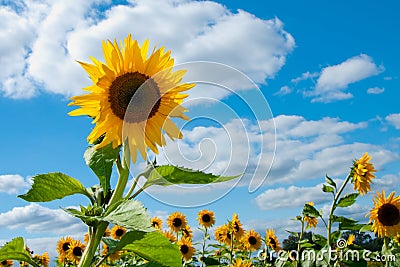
56, 236, 73, 259
181, 225, 193, 240
162, 230, 177, 243
111, 225, 127, 240
197, 210, 216, 228
304, 202, 318, 229
167, 212, 187, 233
178, 237, 195, 262
368, 190, 400, 237
347, 234, 355, 246
150, 217, 163, 230
231, 213, 244, 239
102, 243, 122, 262
242, 229, 262, 251
230, 258, 253, 267
265, 229, 282, 251
0, 260, 13, 267
352, 152, 376, 195
214, 224, 232, 245
68, 240, 85, 263
69, 34, 195, 162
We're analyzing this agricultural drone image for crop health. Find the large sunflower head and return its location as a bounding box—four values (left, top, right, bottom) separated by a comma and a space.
352, 152, 376, 195
214, 224, 232, 245
56, 236, 73, 259
242, 229, 262, 251
68, 240, 85, 263
0, 260, 13, 267
150, 217, 163, 230
178, 237, 195, 262
111, 225, 127, 240
167, 212, 187, 233
197, 209, 216, 228
69, 34, 195, 162
265, 229, 282, 251
368, 190, 400, 238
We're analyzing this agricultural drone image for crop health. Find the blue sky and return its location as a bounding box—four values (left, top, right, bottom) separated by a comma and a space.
1, 0, 400, 260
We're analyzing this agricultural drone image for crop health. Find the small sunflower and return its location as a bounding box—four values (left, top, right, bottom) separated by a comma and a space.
68, 240, 85, 263
352, 152, 376, 195
214, 224, 232, 245
230, 258, 253, 267
104, 227, 111, 237
304, 202, 318, 229
181, 225, 193, 240
56, 236, 73, 259
347, 234, 355, 246
197, 210, 216, 228
178, 237, 195, 262
242, 229, 262, 251
150, 217, 163, 230
231, 213, 244, 239
368, 190, 400, 237
167, 212, 187, 233
69, 34, 195, 162
0, 260, 13, 267
84, 233, 89, 244
39, 252, 49, 267
162, 230, 177, 243
265, 229, 282, 251
111, 225, 127, 240
102, 243, 122, 262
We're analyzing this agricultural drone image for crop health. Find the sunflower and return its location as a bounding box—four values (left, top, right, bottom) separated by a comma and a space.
214, 224, 232, 245
231, 213, 244, 239
69, 34, 195, 162
368, 190, 400, 238
38, 252, 49, 267
242, 229, 262, 251
111, 225, 127, 240
181, 225, 193, 240
347, 234, 355, 246
167, 212, 187, 233
265, 229, 282, 251
162, 230, 177, 243
102, 243, 122, 262
197, 210, 216, 228
178, 237, 195, 262
56, 236, 73, 259
0, 260, 13, 267
230, 258, 253, 267
304, 202, 318, 229
352, 152, 376, 195
104, 227, 112, 237
150, 217, 163, 230
68, 240, 85, 263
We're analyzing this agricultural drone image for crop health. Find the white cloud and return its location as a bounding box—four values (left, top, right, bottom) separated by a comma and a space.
291, 71, 318, 83
0, 203, 86, 234
304, 54, 384, 102
0, 174, 30, 194
274, 85, 292, 96
386, 113, 400, 129
1, 0, 294, 99
367, 87, 384, 95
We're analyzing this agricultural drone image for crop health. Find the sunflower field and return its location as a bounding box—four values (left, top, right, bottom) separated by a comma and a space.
1, 34, 400, 267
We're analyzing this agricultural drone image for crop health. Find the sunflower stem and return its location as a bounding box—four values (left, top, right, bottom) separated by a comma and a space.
296, 219, 305, 267
327, 173, 352, 248
200, 227, 208, 267
78, 221, 108, 267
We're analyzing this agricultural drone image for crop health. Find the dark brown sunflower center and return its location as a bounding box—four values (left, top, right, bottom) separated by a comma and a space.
62, 243, 70, 251
269, 237, 276, 247
72, 247, 83, 257
152, 221, 159, 227
378, 203, 400, 226
248, 236, 257, 245
172, 218, 182, 227
1, 260, 7, 265
108, 72, 161, 123
180, 245, 189, 254
202, 214, 211, 223
233, 222, 240, 232
116, 229, 125, 237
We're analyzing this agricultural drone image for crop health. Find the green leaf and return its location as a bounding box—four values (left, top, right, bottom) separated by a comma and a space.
103, 199, 153, 232
143, 165, 240, 188
123, 231, 181, 267
337, 193, 359, 207
0, 237, 39, 267
359, 224, 372, 232
322, 184, 335, 193
84, 143, 120, 194
332, 215, 357, 224
303, 203, 321, 218
315, 245, 330, 267
312, 234, 327, 248
300, 242, 315, 248
18, 172, 91, 202
325, 174, 336, 188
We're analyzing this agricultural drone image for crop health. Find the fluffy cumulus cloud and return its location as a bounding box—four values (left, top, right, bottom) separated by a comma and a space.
294, 55, 384, 102
274, 85, 292, 96
0, 0, 294, 99
0, 174, 30, 194
386, 113, 400, 129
